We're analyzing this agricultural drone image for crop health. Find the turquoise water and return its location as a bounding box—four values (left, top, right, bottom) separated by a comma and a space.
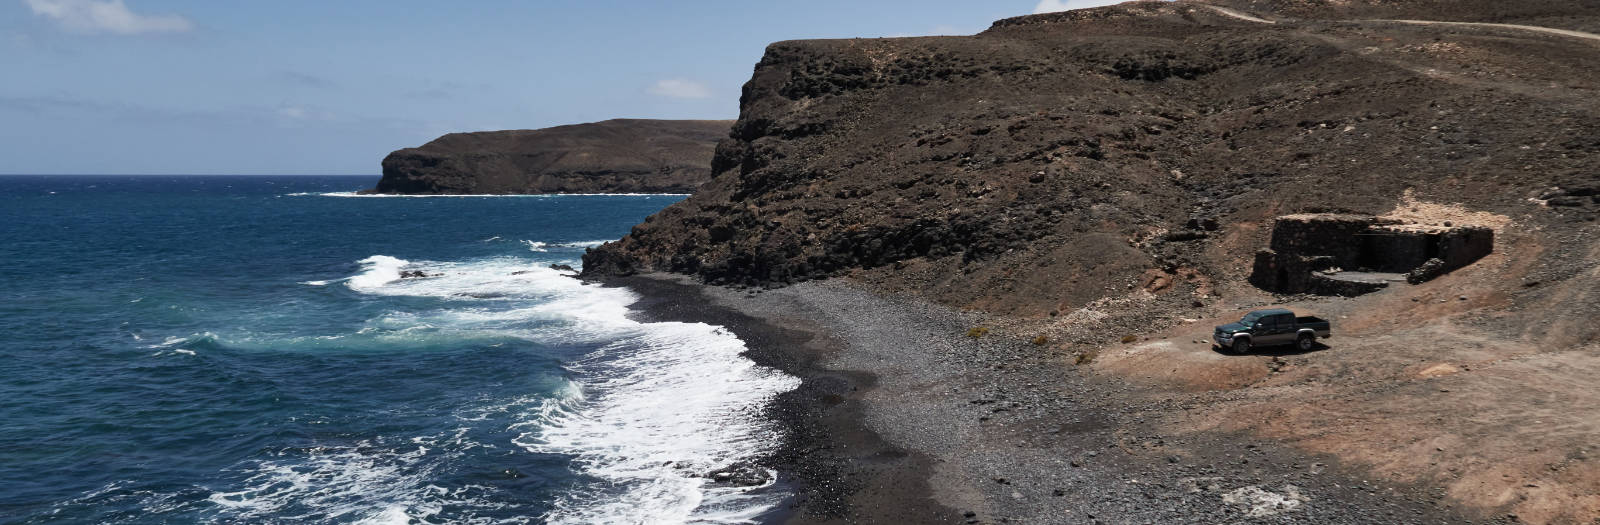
0, 176, 797, 524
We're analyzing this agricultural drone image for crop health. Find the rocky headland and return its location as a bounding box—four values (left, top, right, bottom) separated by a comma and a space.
581, 0, 1600, 523
369, 119, 732, 194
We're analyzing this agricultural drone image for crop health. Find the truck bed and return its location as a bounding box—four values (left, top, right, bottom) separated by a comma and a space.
1296, 316, 1332, 337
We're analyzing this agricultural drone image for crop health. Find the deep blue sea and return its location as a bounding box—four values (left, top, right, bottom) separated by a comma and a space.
0, 176, 797, 524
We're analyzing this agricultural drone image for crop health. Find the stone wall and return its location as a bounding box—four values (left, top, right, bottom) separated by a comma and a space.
1268, 214, 1375, 269
1439, 227, 1495, 271
1251, 215, 1494, 295
1361, 228, 1436, 273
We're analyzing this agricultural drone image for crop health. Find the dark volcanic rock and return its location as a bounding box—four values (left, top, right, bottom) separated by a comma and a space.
584, 0, 1600, 323
371, 119, 732, 195
704, 462, 772, 487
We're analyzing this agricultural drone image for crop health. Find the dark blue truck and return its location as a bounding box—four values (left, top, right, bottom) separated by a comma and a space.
1213, 309, 1331, 354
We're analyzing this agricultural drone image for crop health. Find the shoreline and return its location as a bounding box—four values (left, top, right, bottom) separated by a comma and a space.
609, 273, 957, 524
605, 272, 1483, 524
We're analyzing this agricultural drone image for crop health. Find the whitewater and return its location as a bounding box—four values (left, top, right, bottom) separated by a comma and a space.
0, 175, 797, 524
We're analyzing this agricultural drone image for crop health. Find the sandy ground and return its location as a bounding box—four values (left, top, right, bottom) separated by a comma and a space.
1076, 200, 1600, 525
1090, 265, 1600, 524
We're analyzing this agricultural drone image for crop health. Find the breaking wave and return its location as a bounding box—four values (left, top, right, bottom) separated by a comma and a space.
197, 254, 800, 523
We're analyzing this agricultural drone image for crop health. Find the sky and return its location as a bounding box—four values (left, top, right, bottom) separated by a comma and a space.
2, 0, 1123, 175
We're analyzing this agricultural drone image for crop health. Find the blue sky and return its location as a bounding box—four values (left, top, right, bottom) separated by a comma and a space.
2, 0, 1119, 174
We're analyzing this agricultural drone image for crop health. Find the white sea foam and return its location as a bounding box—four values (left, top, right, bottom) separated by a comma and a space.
199, 398, 563, 524
333, 254, 800, 524
206, 439, 466, 524
554, 240, 611, 248
346, 255, 411, 290
178, 255, 801, 522
511, 238, 612, 252
519, 322, 799, 525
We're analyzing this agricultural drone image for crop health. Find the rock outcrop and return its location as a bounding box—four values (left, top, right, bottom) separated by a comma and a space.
370, 119, 732, 194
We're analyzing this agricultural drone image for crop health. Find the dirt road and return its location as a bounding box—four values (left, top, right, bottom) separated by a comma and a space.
1199, 3, 1600, 44
1380, 19, 1600, 43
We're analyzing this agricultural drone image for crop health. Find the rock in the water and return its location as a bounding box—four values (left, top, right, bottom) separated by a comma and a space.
704, 462, 772, 487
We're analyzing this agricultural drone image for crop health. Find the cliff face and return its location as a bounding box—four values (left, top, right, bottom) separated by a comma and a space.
584, 0, 1599, 319
371, 119, 733, 194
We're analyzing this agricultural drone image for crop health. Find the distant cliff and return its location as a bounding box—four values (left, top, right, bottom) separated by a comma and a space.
370, 119, 733, 194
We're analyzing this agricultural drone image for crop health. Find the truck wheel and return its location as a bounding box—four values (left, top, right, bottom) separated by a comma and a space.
1231, 339, 1250, 355
1296, 333, 1314, 352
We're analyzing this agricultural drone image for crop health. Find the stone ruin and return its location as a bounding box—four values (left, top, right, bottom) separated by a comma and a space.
1249, 214, 1494, 296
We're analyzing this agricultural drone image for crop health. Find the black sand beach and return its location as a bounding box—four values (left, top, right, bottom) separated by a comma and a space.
611, 273, 1485, 524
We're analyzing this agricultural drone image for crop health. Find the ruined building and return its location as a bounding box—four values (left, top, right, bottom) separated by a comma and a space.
1250, 214, 1494, 296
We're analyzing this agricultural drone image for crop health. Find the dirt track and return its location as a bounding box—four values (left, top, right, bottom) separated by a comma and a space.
1201, 5, 1277, 24
1202, 2, 1600, 43
1378, 20, 1600, 43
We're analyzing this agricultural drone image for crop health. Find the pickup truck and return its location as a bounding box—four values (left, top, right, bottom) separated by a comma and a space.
1213, 309, 1331, 354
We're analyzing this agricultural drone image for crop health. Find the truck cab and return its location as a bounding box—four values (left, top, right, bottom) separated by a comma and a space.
1213, 309, 1332, 354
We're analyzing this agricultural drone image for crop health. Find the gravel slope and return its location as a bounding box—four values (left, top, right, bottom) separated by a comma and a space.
616, 273, 1484, 524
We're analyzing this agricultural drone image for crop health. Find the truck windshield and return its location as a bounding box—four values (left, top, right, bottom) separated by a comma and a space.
1241, 312, 1268, 324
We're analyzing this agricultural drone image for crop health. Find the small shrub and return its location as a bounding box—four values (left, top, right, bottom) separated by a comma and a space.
1075, 349, 1099, 365
1120, 334, 1138, 344
1031, 335, 1049, 346
967, 326, 990, 338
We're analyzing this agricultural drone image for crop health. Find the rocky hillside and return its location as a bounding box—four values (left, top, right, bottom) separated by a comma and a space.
584, 1, 1600, 521
370, 119, 732, 194
585, 0, 1597, 319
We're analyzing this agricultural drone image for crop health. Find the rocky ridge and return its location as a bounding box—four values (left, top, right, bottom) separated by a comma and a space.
370, 119, 732, 194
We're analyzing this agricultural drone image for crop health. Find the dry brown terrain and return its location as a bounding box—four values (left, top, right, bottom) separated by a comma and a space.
1087, 193, 1600, 523
585, 0, 1600, 521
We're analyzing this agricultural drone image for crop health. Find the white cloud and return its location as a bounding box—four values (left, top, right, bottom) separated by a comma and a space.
1033, 0, 1128, 14
647, 78, 712, 99
24, 0, 192, 35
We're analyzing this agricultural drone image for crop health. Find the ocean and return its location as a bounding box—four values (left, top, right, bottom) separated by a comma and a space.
0, 175, 799, 524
